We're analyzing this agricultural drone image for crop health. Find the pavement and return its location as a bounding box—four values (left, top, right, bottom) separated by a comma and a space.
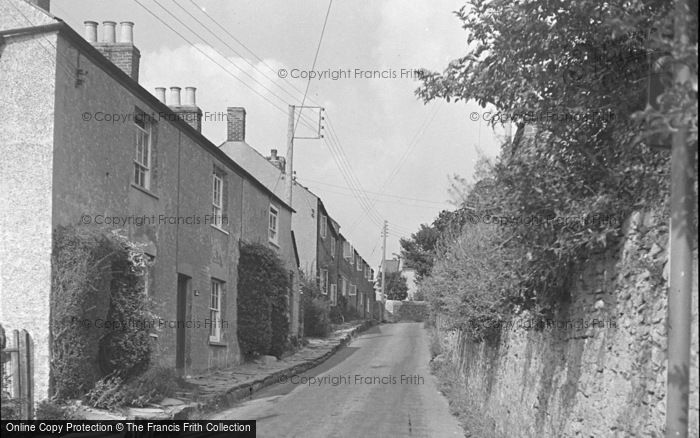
77, 320, 375, 420
212, 322, 465, 438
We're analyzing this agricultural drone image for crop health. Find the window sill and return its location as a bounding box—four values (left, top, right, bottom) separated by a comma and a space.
211, 224, 229, 235
208, 339, 227, 347
131, 183, 159, 200
268, 239, 280, 248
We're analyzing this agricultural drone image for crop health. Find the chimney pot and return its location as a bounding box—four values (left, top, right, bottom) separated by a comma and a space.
184, 87, 196, 106
270, 149, 278, 158
102, 21, 116, 43
118, 21, 134, 44
169, 87, 181, 106
84, 21, 98, 43
155, 87, 166, 103
227, 107, 246, 142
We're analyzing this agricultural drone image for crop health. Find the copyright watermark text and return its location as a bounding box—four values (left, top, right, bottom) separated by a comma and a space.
278, 67, 423, 80
278, 373, 425, 386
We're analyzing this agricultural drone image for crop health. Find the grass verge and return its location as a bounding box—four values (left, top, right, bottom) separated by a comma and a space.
428, 328, 498, 438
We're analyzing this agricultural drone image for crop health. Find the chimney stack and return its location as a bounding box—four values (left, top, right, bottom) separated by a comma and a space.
227, 107, 246, 142
266, 148, 286, 171
86, 20, 141, 82
168, 86, 203, 133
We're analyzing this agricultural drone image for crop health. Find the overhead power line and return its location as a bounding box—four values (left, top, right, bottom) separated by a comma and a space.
186, 0, 322, 107
132, 0, 319, 131
299, 177, 449, 206
172, 0, 320, 119
293, 0, 333, 138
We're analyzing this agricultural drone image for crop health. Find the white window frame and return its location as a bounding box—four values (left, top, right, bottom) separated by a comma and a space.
359, 292, 363, 306
341, 276, 348, 296
212, 173, 224, 228
320, 214, 327, 238
268, 205, 279, 244
357, 257, 362, 272
330, 237, 336, 258
349, 284, 357, 296
134, 113, 151, 189
343, 242, 352, 260
209, 280, 223, 342
320, 269, 329, 295
330, 283, 338, 306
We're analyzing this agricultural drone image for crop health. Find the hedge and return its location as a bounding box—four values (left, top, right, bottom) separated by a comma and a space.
237, 242, 291, 359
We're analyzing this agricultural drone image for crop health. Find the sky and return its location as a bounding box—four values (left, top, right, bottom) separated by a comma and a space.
51, 0, 504, 268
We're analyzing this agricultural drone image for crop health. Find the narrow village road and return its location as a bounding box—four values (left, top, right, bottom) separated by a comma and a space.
213, 322, 464, 437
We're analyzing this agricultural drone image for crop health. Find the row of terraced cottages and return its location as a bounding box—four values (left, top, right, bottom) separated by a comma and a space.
0, 0, 377, 404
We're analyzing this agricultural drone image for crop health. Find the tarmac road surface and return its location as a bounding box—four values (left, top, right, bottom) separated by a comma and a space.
213, 322, 464, 437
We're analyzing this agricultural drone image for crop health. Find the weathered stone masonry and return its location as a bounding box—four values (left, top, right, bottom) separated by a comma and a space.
436, 210, 699, 437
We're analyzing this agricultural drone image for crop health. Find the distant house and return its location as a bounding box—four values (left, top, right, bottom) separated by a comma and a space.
220, 140, 377, 320
402, 268, 418, 301
0, 0, 297, 402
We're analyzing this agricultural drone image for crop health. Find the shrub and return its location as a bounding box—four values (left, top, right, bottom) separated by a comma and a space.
85, 366, 179, 409
304, 298, 331, 337
84, 375, 125, 410
269, 290, 290, 358
35, 399, 83, 420
120, 366, 178, 407
1, 372, 21, 420
329, 306, 344, 324
342, 305, 360, 321
237, 242, 291, 359
421, 222, 524, 342
301, 276, 331, 337
51, 226, 154, 398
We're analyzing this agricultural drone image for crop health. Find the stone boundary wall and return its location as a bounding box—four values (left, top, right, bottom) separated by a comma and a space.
436, 211, 699, 437
385, 300, 429, 322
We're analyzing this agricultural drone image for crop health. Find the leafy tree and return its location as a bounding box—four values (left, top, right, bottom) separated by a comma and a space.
399, 224, 440, 279
415, 0, 697, 308
382, 271, 409, 301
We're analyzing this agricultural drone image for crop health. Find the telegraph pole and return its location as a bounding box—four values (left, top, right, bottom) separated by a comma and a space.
380, 220, 388, 322
285, 105, 295, 205
284, 105, 324, 205
666, 0, 693, 436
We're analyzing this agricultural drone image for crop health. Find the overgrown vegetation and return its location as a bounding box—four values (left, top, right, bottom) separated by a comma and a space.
84, 366, 180, 410
35, 399, 84, 420
1, 372, 22, 420
329, 305, 344, 324
237, 241, 291, 359
336, 295, 359, 321
50, 225, 155, 399
301, 274, 331, 338
430, 350, 498, 437
404, 0, 697, 341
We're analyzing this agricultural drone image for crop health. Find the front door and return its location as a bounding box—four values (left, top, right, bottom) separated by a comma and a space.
176, 274, 190, 372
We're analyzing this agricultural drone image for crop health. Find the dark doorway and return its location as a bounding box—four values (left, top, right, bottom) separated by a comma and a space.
176, 274, 190, 372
